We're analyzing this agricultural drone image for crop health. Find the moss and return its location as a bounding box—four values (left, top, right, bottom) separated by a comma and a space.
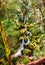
14, 43, 20, 50
20, 29, 26, 34
37, 38, 41, 44
29, 42, 37, 50
33, 29, 42, 35
35, 45, 40, 50
23, 49, 31, 55
23, 58, 30, 64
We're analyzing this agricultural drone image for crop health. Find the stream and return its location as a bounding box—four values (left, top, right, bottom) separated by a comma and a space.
11, 0, 32, 58
11, 21, 32, 58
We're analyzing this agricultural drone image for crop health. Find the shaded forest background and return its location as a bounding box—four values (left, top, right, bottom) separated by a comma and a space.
0, 0, 45, 65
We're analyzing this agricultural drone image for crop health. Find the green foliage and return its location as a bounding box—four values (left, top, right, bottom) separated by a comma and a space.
0, 44, 5, 55
0, 0, 45, 65
0, 44, 3, 49
28, 42, 37, 50
23, 58, 30, 64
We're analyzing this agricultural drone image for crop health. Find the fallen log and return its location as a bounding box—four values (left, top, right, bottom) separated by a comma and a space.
27, 57, 45, 65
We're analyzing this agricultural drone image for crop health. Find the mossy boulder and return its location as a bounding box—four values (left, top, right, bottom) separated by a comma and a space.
23, 49, 31, 55
29, 42, 37, 50
35, 45, 40, 50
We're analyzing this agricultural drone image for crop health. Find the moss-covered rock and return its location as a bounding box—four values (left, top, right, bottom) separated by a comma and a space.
35, 45, 40, 50
29, 42, 37, 50
23, 49, 31, 55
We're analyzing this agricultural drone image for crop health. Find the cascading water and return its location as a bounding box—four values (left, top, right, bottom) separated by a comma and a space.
11, 44, 24, 58
11, 0, 32, 58
26, 31, 32, 36
11, 29, 32, 58
21, 38, 25, 45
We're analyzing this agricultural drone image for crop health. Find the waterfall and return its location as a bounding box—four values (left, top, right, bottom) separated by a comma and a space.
11, 0, 32, 58
11, 35, 31, 58
11, 25, 32, 58
21, 36, 31, 45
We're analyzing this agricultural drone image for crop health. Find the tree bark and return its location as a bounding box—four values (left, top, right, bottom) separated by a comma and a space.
27, 57, 45, 65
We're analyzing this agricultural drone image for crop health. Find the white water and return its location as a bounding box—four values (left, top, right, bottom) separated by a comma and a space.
26, 31, 32, 36
11, 30, 32, 58
11, 44, 24, 58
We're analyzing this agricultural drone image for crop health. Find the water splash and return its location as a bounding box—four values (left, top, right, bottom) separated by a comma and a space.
21, 37, 25, 45
23, 15, 27, 24
26, 31, 32, 36
11, 45, 24, 58
21, 36, 30, 45
11, 50, 21, 58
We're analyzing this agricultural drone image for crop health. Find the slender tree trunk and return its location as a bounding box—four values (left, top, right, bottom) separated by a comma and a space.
0, 21, 11, 65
